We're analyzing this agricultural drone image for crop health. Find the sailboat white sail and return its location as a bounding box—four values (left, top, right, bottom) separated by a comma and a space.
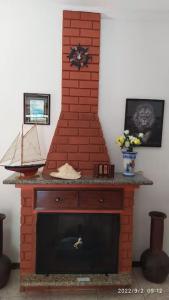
0, 133, 21, 165
22, 125, 44, 165
0, 125, 45, 177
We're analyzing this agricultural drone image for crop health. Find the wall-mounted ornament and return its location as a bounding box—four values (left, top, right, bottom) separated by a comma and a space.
68, 44, 91, 70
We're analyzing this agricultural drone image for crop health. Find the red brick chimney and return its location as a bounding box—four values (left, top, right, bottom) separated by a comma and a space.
43, 10, 110, 176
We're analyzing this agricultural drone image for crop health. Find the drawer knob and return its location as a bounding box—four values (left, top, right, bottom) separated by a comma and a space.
99, 198, 104, 203
55, 197, 63, 202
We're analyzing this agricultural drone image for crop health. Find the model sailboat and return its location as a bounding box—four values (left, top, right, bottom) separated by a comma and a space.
0, 125, 45, 178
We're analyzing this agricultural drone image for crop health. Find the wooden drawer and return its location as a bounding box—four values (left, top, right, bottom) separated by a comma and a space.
79, 190, 123, 210
35, 190, 78, 210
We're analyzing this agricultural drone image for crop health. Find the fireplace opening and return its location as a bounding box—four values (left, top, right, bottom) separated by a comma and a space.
36, 213, 120, 274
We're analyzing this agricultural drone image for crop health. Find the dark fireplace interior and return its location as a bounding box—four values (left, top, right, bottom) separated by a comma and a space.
36, 213, 120, 274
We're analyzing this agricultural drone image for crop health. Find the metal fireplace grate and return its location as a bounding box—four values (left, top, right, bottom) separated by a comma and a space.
36, 213, 120, 274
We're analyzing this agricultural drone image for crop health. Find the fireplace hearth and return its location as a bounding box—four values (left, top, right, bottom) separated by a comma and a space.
36, 213, 120, 274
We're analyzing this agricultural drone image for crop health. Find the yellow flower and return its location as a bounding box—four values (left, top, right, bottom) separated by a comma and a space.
133, 138, 141, 145
116, 135, 124, 145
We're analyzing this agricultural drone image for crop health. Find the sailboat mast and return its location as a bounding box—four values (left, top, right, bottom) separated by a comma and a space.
21, 124, 24, 165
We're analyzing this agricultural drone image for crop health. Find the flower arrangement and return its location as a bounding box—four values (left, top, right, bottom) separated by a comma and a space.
116, 130, 144, 152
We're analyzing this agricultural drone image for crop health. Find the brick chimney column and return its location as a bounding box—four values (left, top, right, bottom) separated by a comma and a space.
43, 11, 110, 176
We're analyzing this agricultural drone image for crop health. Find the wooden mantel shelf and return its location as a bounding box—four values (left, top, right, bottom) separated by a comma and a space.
3, 172, 153, 186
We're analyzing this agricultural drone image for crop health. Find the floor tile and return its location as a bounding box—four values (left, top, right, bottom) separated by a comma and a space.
25, 290, 97, 300
97, 290, 145, 300
133, 268, 169, 296
144, 294, 169, 300
0, 270, 21, 297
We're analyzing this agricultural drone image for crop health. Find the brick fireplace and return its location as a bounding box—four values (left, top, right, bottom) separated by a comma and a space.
3, 10, 153, 291
19, 183, 135, 277
10, 174, 153, 291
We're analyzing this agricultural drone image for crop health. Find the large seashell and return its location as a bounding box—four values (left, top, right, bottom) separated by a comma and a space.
50, 163, 81, 180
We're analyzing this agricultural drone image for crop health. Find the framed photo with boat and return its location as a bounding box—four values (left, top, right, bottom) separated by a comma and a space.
24, 93, 50, 125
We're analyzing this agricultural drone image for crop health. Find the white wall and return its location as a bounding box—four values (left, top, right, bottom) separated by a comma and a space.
0, 0, 169, 261
0, 0, 62, 261
99, 18, 169, 260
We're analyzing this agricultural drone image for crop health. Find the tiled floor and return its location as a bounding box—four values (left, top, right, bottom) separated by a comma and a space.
0, 268, 168, 300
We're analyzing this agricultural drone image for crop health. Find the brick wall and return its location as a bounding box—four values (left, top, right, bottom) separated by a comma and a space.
43, 10, 110, 176
118, 187, 134, 273
20, 188, 35, 275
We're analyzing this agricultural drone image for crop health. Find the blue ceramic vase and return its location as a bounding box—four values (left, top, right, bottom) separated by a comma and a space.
122, 150, 137, 176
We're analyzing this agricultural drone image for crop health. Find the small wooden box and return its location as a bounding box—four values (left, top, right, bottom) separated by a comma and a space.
94, 164, 115, 178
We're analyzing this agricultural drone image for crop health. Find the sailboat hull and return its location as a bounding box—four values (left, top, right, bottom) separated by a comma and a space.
5, 164, 45, 178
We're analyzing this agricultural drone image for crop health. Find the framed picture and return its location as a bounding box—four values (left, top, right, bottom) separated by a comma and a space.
124, 99, 165, 147
24, 93, 50, 125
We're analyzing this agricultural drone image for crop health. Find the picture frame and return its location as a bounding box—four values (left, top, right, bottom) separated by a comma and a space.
24, 93, 50, 125
124, 99, 165, 147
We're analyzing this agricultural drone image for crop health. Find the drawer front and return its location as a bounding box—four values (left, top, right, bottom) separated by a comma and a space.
79, 190, 123, 210
35, 190, 77, 210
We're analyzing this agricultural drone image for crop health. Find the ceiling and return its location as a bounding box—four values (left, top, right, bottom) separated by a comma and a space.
56, 0, 169, 19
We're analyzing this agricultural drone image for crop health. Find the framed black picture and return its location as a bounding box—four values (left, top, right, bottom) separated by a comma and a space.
24, 93, 50, 125
124, 99, 165, 147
